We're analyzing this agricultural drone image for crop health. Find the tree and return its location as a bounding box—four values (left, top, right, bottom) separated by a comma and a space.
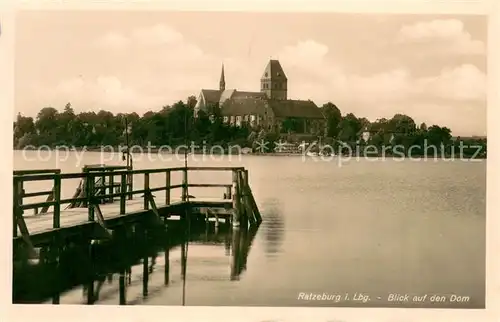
14, 96, 474, 157
321, 102, 342, 138
14, 113, 36, 148
35, 107, 60, 145
337, 113, 362, 143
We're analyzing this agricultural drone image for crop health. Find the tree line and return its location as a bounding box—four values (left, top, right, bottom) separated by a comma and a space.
13, 96, 486, 157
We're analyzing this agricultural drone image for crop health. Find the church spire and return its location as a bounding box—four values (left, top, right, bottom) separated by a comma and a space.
219, 63, 226, 91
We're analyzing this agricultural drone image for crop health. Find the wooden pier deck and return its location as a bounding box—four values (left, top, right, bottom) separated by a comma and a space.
13, 166, 262, 255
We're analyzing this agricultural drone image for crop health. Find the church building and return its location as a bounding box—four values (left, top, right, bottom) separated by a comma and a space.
194, 60, 326, 135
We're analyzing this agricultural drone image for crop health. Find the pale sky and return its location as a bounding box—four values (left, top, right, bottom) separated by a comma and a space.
15, 11, 487, 136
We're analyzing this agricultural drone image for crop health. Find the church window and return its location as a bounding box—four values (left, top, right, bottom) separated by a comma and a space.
223, 116, 229, 123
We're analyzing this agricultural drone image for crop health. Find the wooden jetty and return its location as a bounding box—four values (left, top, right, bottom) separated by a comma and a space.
13, 165, 262, 259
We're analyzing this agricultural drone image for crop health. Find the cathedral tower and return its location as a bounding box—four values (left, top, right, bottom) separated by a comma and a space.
219, 63, 226, 91
260, 59, 287, 100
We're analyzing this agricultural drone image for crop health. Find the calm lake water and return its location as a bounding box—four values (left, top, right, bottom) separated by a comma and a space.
13, 151, 486, 308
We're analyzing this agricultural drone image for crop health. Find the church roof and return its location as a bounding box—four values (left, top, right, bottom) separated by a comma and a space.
220, 97, 268, 116
261, 59, 287, 81
268, 100, 324, 119
200, 89, 222, 105
232, 91, 266, 99
220, 89, 265, 104
219, 97, 324, 119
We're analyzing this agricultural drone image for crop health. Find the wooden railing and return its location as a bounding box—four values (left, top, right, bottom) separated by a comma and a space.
13, 166, 261, 240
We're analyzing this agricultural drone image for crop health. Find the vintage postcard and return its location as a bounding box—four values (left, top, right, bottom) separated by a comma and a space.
2, 0, 498, 321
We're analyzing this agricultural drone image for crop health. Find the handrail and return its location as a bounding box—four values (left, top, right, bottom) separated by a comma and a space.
13, 169, 61, 176
18, 183, 234, 211
13, 166, 261, 258
13, 166, 243, 216
13, 166, 245, 182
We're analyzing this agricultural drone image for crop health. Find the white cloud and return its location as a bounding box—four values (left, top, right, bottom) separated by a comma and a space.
278, 39, 486, 105
275, 39, 485, 134
280, 40, 329, 67
94, 31, 130, 49
94, 24, 205, 63
417, 64, 486, 101
131, 24, 184, 46
40, 75, 167, 114
396, 19, 485, 55
38, 24, 225, 113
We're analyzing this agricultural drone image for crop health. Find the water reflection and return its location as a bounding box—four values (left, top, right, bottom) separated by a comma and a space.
13, 218, 260, 305
260, 199, 285, 258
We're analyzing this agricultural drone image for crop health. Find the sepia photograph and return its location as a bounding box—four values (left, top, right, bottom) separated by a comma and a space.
9, 3, 493, 316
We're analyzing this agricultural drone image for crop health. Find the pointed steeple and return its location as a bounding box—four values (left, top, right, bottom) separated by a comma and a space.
219, 63, 226, 91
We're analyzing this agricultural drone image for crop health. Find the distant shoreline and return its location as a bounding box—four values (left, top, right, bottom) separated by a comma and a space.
14, 147, 486, 159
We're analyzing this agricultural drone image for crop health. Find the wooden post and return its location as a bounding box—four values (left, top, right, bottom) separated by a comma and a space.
142, 255, 149, 297
100, 170, 106, 202
120, 174, 126, 215
232, 170, 240, 226
13, 178, 21, 238
127, 165, 133, 201
87, 173, 95, 221
50, 243, 61, 304
119, 268, 126, 305
241, 170, 254, 226
182, 168, 188, 202
144, 173, 150, 210
164, 245, 170, 286
53, 175, 61, 229
109, 171, 114, 203
230, 227, 241, 280
181, 239, 186, 279
165, 170, 171, 205
87, 241, 95, 304
82, 167, 88, 207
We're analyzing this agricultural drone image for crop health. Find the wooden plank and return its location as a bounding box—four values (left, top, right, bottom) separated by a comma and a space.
231, 170, 240, 226
120, 174, 126, 214
165, 170, 171, 205
182, 168, 188, 202
87, 174, 95, 221
246, 186, 262, 224
39, 188, 54, 214
15, 210, 38, 258
147, 193, 164, 226
53, 176, 61, 229
144, 173, 150, 210
65, 180, 83, 209
93, 205, 112, 239
13, 169, 60, 176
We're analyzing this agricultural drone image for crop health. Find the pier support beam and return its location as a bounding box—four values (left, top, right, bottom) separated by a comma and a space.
119, 268, 126, 305
231, 170, 241, 227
